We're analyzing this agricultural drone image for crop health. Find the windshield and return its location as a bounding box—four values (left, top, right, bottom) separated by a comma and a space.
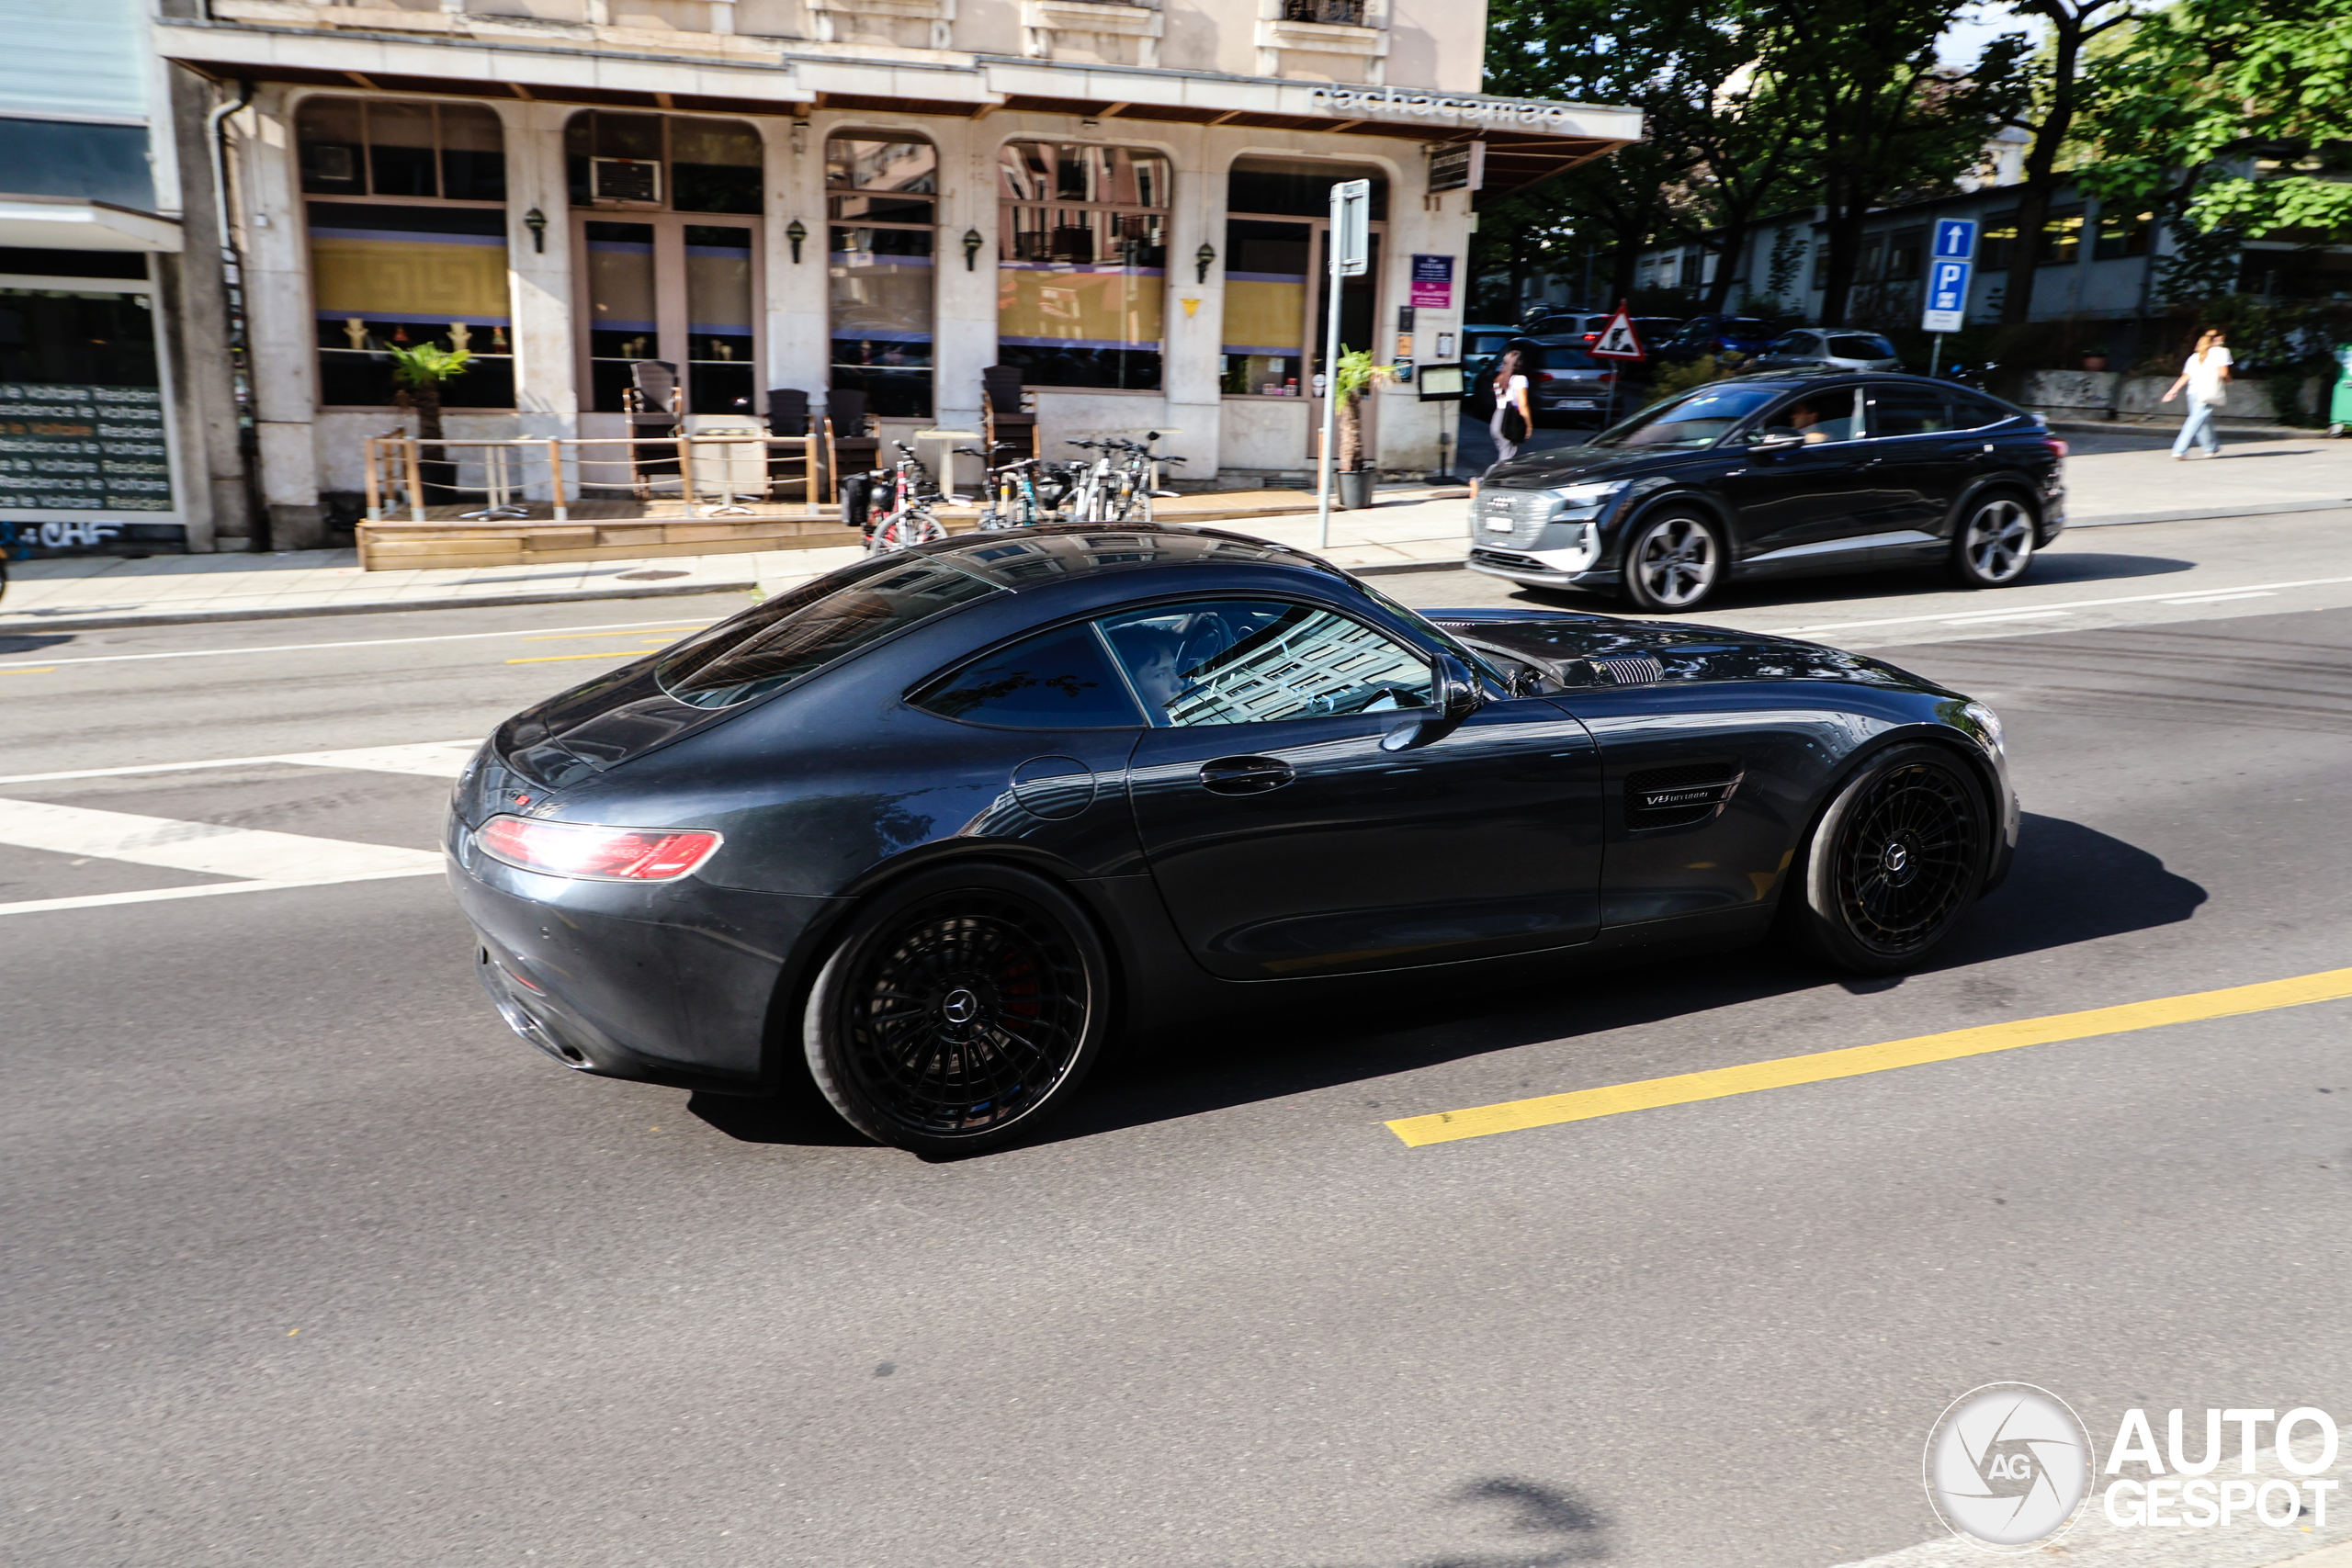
1829, 333, 1897, 358
1587, 382, 1784, 450
656, 555, 1001, 709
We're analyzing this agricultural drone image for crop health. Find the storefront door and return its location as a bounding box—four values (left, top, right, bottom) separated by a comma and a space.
577, 214, 761, 418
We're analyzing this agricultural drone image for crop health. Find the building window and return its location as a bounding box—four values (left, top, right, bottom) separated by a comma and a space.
1219, 161, 1386, 401
2094, 208, 2153, 261
1281, 0, 1369, 20
1679, 249, 1705, 288
998, 141, 1170, 392
0, 284, 177, 531
829, 136, 936, 419
1856, 235, 1885, 283
1886, 228, 1924, 281
1978, 210, 2020, 272
298, 97, 514, 410
565, 113, 763, 215
2039, 207, 2085, 265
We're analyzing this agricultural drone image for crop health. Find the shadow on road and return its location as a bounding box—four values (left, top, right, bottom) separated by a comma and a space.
1043, 811, 2205, 1146
1483, 552, 2198, 619
1, 633, 80, 657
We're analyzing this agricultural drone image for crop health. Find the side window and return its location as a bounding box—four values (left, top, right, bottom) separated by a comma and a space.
911, 624, 1144, 728
1751, 386, 1864, 445
1869, 384, 1952, 437
1766, 333, 1809, 355
1097, 599, 1433, 728
1948, 389, 2015, 430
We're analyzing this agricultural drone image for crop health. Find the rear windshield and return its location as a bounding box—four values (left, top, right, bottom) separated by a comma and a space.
656, 555, 1001, 709
1530, 340, 1601, 368
1829, 333, 1897, 358
1589, 382, 1783, 450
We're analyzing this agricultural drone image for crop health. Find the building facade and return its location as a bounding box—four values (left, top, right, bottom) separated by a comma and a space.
150, 0, 1640, 546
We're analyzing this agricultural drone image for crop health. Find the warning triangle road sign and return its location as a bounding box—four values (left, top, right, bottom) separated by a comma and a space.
1590, 303, 1645, 361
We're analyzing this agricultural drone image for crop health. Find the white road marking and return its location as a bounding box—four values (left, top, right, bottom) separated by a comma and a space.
0, 615, 722, 671
0, 869, 441, 919
1771, 571, 2352, 637
0, 798, 443, 882
1937, 608, 2070, 625
0, 738, 481, 787
2160, 589, 2278, 605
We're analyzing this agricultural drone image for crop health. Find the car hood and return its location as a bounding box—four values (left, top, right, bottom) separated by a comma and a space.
1478, 445, 1678, 490
1424, 607, 1937, 693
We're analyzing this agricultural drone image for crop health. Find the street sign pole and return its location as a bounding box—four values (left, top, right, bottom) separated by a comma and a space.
1921, 218, 1977, 377
1317, 179, 1370, 550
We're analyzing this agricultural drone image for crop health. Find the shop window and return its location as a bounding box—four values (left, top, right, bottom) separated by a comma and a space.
1227, 159, 1387, 221
998, 141, 1170, 392
2040, 207, 2085, 265
307, 203, 515, 409
1219, 220, 1310, 396
2094, 208, 2152, 261
0, 288, 176, 521
829, 136, 936, 419
565, 113, 763, 215
297, 98, 507, 203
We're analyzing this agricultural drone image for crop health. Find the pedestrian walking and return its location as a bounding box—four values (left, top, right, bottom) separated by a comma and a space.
2162, 328, 2233, 458
1488, 345, 1533, 466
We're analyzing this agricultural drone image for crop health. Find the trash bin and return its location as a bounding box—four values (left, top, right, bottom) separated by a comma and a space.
2331, 344, 2352, 436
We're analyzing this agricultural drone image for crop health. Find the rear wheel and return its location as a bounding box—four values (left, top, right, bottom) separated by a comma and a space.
1950, 493, 2036, 587
1785, 744, 1990, 974
1622, 510, 1726, 613
803, 866, 1109, 1156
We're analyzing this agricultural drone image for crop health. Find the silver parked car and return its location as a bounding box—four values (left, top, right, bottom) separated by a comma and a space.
1751, 329, 1905, 374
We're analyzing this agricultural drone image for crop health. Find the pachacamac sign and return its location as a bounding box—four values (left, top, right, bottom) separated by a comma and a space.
1308, 85, 1579, 127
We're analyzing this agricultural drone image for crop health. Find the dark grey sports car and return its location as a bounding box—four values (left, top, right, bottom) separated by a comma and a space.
448, 525, 2017, 1154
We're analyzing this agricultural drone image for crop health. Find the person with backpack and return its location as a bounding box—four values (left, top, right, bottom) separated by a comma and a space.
2162, 328, 2233, 458
1488, 344, 1533, 466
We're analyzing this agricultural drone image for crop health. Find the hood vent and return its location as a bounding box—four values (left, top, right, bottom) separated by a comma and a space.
1591, 654, 1666, 685
1626, 761, 1743, 829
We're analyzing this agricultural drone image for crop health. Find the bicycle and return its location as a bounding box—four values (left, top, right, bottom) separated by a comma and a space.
862, 442, 948, 554
1067, 433, 1186, 523
959, 446, 1058, 531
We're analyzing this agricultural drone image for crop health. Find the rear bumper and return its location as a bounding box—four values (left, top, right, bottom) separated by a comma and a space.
447, 819, 840, 1093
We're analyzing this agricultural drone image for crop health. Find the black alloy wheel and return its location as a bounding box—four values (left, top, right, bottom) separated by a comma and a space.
1785, 744, 1989, 974
1951, 493, 2036, 587
1622, 510, 1726, 612
804, 865, 1108, 1155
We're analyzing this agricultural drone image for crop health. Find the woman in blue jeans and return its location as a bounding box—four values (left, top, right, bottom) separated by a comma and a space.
2162, 328, 2233, 458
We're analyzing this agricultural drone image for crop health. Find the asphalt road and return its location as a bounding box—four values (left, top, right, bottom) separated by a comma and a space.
6, 513, 2351, 1568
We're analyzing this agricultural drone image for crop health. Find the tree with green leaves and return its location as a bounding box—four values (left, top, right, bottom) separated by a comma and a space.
2080, 0, 2352, 247
1995, 0, 2142, 325
386, 341, 473, 446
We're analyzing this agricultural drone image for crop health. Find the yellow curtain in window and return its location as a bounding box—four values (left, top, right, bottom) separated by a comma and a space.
311, 235, 511, 324
997, 265, 1164, 350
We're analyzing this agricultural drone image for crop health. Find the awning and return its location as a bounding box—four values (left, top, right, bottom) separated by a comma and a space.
0, 197, 183, 254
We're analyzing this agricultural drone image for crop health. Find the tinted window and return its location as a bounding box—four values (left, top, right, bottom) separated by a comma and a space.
912, 625, 1142, 728
657, 557, 1001, 709
1751, 386, 1865, 444
1098, 600, 1432, 727
1531, 340, 1600, 369
1949, 390, 2017, 429
1870, 384, 1952, 437
1591, 382, 1781, 449
1828, 333, 1897, 358
1766, 333, 1814, 355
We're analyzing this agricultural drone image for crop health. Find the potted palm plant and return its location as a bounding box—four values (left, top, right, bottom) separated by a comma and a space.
386, 341, 473, 507
1331, 345, 1392, 510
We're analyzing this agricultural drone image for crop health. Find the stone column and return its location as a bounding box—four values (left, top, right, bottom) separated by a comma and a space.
929, 118, 994, 491
235, 85, 326, 548
497, 100, 580, 502
1161, 122, 1223, 479
762, 115, 828, 403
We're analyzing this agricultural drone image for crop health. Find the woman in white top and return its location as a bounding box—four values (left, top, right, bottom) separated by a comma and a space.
2162, 328, 2233, 458
1488, 347, 1534, 465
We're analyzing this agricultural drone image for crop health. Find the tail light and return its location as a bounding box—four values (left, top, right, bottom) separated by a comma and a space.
475, 815, 722, 882
2044, 437, 2068, 458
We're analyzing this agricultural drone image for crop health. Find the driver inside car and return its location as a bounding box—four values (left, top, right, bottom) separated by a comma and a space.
1756, 389, 1862, 445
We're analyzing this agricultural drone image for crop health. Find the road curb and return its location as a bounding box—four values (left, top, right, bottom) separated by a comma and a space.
0, 576, 762, 636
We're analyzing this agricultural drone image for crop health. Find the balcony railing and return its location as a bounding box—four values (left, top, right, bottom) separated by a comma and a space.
1281, 0, 1368, 23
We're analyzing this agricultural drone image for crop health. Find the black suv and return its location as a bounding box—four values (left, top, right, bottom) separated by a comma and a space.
1468, 372, 2067, 612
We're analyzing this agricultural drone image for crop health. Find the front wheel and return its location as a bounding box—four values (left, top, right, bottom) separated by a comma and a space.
1622, 510, 1726, 612
1950, 493, 2036, 587
803, 866, 1110, 1156
1783, 744, 1990, 974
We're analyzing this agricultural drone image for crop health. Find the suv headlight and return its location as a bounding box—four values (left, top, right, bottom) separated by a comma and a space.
1551, 479, 1627, 512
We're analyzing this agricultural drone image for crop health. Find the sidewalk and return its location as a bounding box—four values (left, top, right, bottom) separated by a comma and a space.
4, 437, 2346, 634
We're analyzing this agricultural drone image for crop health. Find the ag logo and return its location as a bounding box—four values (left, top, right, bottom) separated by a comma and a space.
1924, 1382, 2091, 1550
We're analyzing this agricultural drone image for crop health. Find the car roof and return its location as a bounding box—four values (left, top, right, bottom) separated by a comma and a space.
891, 522, 1344, 590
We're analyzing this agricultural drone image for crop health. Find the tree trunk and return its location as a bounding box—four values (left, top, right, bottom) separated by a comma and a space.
1816, 194, 1871, 327
1704, 215, 1753, 313
2000, 24, 2083, 326
1338, 393, 1363, 471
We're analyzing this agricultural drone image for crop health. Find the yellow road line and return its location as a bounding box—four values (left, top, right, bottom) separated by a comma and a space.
520, 626, 702, 641
505, 648, 663, 664
1386, 966, 2352, 1148
0, 667, 57, 676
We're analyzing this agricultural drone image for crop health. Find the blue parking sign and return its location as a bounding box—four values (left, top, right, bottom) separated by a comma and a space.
1922, 257, 1972, 333
1934, 219, 1976, 261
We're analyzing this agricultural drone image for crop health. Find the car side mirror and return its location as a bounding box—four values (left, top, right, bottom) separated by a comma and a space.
1748, 431, 1804, 452
1435, 653, 1486, 721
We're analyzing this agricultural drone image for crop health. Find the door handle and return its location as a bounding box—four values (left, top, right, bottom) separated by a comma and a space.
1198, 756, 1295, 795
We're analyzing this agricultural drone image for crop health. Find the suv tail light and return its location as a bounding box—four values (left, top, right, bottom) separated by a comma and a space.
475, 815, 721, 882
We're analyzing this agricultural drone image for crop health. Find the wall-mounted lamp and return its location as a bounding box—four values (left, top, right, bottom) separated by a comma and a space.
786, 219, 808, 264
1194, 241, 1216, 284
523, 207, 548, 254
963, 229, 985, 271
